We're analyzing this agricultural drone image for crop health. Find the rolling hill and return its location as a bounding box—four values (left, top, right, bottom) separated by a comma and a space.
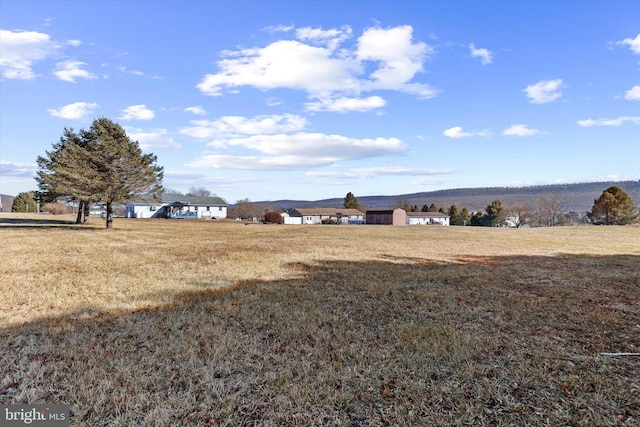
253, 181, 640, 214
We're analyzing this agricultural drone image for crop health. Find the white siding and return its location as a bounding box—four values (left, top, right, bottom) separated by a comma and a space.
125, 203, 227, 219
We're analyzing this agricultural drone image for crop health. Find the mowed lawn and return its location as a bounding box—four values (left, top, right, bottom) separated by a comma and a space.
1, 214, 639, 426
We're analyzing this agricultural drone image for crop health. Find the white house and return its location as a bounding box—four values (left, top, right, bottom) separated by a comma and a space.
504, 214, 521, 228
406, 211, 450, 226
125, 195, 228, 219
285, 208, 365, 225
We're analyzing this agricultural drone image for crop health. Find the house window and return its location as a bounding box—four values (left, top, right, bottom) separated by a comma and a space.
219, 207, 222, 211
206, 206, 210, 211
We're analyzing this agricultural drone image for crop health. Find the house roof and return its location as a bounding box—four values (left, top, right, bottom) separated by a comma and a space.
292, 208, 363, 216
406, 212, 450, 218
366, 208, 405, 214
161, 195, 228, 206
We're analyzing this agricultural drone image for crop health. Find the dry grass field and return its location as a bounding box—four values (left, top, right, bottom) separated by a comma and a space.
1, 213, 639, 426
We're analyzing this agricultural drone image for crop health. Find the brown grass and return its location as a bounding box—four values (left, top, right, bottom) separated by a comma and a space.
1, 213, 639, 425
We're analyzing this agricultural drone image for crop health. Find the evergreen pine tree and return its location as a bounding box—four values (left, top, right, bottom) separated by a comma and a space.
485, 200, 505, 227
448, 205, 462, 225
588, 186, 639, 225
11, 192, 37, 213
36, 128, 95, 223
36, 117, 164, 229
343, 192, 361, 210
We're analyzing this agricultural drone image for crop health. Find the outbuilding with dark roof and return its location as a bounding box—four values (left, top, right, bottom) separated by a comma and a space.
365, 208, 407, 225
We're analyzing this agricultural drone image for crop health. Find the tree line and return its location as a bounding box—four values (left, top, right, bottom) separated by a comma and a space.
384, 188, 637, 227
14, 185, 637, 227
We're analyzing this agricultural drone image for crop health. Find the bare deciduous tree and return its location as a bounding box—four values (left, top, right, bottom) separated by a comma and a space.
230, 198, 259, 220
537, 193, 566, 226
186, 187, 214, 197
505, 202, 535, 227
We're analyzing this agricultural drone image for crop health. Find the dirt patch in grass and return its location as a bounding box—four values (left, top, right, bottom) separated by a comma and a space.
1, 216, 639, 425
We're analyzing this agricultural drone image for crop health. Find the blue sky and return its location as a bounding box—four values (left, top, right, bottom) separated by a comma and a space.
1, 0, 639, 203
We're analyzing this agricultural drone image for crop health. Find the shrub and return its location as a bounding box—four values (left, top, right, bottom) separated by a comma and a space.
42, 203, 71, 215
264, 211, 282, 224
11, 192, 37, 213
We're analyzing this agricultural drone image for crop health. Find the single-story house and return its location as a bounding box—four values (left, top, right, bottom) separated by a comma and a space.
366, 208, 407, 225
284, 208, 365, 225
504, 214, 521, 228
406, 211, 450, 226
125, 195, 228, 219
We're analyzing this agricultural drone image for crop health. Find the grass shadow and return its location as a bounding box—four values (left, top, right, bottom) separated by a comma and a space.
1, 254, 638, 425
0, 216, 102, 230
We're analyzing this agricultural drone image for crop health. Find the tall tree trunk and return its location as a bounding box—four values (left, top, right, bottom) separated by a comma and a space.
75, 200, 91, 224
105, 201, 113, 229
75, 201, 84, 224
83, 201, 90, 224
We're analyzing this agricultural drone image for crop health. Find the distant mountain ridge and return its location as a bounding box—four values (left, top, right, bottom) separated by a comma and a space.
254, 181, 640, 213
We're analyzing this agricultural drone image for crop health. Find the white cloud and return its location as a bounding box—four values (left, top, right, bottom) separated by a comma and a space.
262, 24, 295, 34
180, 114, 307, 139
523, 79, 563, 104
503, 124, 539, 137
356, 25, 435, 97
295, 25, 352, 50
120, 104, 155, 120
624, 85, 640, 101
443, 126, 472, 138
219, 133, 404, 158
48, 102, 98, 119
443, 126, 490, 138
0, 160, 36, 177
469, 43, 492, 65
411, 177, 452, 186
618, 33, 640, 55
198, 40, 359, 96
182, 113, 406, 171
305, 95, 386, 112
196, 24, 436, 105
0, 29, 59, 79
306, 166, 457, 179
163, 171, 259, 190
577, 116, 640, 127
266, 97, 283, 107
188, 132, 405, 171
188, 154, 342, 170
184, 106, 206, 115
116, 65, 145, 76
126, 128, 181, 149
67, 39, 82, 47
54, 60, 97, 82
